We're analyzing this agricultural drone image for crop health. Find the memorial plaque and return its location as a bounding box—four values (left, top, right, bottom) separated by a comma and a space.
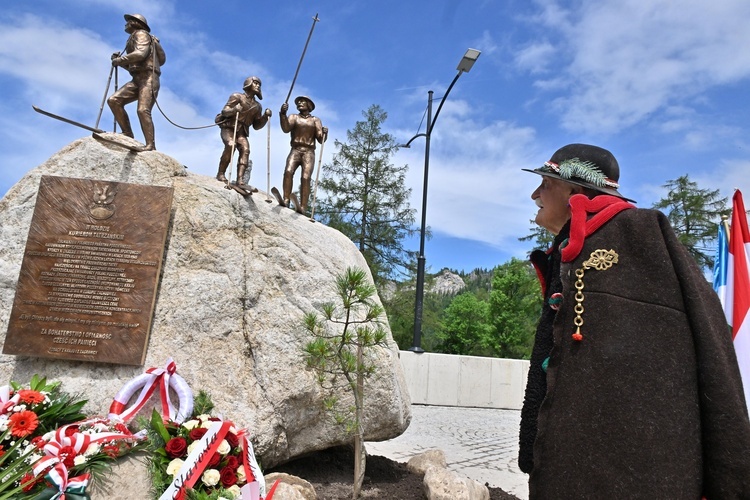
3, 175, 173, 365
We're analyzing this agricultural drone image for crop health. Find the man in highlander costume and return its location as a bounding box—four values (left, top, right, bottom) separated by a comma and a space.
519, 143, 750, 498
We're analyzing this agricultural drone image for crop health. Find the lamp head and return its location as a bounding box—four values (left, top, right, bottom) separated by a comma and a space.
457, 48, 481, 73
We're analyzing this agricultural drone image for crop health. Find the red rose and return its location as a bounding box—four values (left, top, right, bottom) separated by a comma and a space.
220, 466, 238, 487
165, 437, 188, 458
208, 452, 221, 467
189, 427, 208, 441
64, 425, 79, 437
224, 455, 239, 470
225, 432, 239, 448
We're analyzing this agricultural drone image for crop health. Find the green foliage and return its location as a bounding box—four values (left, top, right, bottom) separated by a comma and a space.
436, 293, 493, 355
316, 105, 418, 286
652, 175, 730, 270
383, 262, 542, 360
9, 375, 88, 435
0, 427, 37, 499
518, 220, 555, 252
381, 287, 415, 350
302, 267, 390, 498
488, 258, 542, 359
381, 273, 449, 351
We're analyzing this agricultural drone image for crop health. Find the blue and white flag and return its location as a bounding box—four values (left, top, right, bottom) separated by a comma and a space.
713, 218, 729, 315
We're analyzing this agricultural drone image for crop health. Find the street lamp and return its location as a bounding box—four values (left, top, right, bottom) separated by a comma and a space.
400, 48, 480, 353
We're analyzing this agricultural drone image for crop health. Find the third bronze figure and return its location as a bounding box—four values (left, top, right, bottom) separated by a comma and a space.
279, 96, 327, 213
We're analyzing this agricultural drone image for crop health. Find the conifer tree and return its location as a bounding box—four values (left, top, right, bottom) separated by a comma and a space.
317, 105, 417, 286
652, 175, 730, 270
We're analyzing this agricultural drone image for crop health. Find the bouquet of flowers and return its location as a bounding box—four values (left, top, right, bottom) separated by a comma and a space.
0, 374, 87, 497
0, 375, 144, 498
147, 392, 277, 500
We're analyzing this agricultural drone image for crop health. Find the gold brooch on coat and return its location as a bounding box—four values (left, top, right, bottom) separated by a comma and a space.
572, 249, 619, 342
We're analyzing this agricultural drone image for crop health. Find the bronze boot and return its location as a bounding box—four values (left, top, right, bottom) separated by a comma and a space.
236, 164, 247, 189
216, 162, 228, 182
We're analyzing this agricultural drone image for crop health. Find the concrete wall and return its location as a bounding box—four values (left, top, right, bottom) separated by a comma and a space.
398, 351, 529, 410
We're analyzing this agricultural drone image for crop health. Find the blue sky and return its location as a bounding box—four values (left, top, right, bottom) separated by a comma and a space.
2, 0, 750, 274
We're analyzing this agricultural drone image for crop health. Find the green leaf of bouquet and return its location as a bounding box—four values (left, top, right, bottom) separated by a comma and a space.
0, 447, 35, 496
151, 409, 171, 443
29, 374, 42, 391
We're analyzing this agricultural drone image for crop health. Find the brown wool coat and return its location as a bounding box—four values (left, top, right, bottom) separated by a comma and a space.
523, 204, 750, 499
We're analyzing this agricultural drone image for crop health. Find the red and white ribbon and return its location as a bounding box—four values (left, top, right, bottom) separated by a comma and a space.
33, 431, 91, 477
108, 358, 193, 423
0, 385, 20, 415
237, 430, 263, 494
33, 419, 140, 476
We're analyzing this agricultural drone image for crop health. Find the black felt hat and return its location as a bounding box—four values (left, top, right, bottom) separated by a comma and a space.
522, 143, 635, 202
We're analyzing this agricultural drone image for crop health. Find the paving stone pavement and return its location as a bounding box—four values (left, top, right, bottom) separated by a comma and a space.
366, 404, 529, 499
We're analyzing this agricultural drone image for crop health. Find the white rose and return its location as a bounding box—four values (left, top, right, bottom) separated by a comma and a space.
84, 443, 101, 456
196, 414, 212, 422
200, 419, 213, 429
187, 441, 200, 455
201, 468, 220, 486
236, 466, 246, 483
73, 455, 87, 466
226, 485, 242, 499
217, 439, 231, 455
181, 420, 199, 431
166, 458, 184, 476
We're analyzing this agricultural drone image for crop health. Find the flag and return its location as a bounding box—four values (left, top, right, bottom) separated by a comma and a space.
713, 217, 729, 314
726, 190, 750, 407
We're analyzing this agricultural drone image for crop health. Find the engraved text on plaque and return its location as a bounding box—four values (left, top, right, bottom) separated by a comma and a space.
3, 175, 173, 365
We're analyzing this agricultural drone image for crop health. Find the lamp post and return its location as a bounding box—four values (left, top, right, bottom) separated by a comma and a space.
400, 48, 480, 353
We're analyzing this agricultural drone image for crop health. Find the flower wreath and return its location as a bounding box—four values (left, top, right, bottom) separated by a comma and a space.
109, 358, 193, 424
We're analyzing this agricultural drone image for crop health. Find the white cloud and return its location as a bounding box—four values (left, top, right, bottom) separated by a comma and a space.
514, 42, 555, 74
393, 98, 541, 250
526, 0, 750, 135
